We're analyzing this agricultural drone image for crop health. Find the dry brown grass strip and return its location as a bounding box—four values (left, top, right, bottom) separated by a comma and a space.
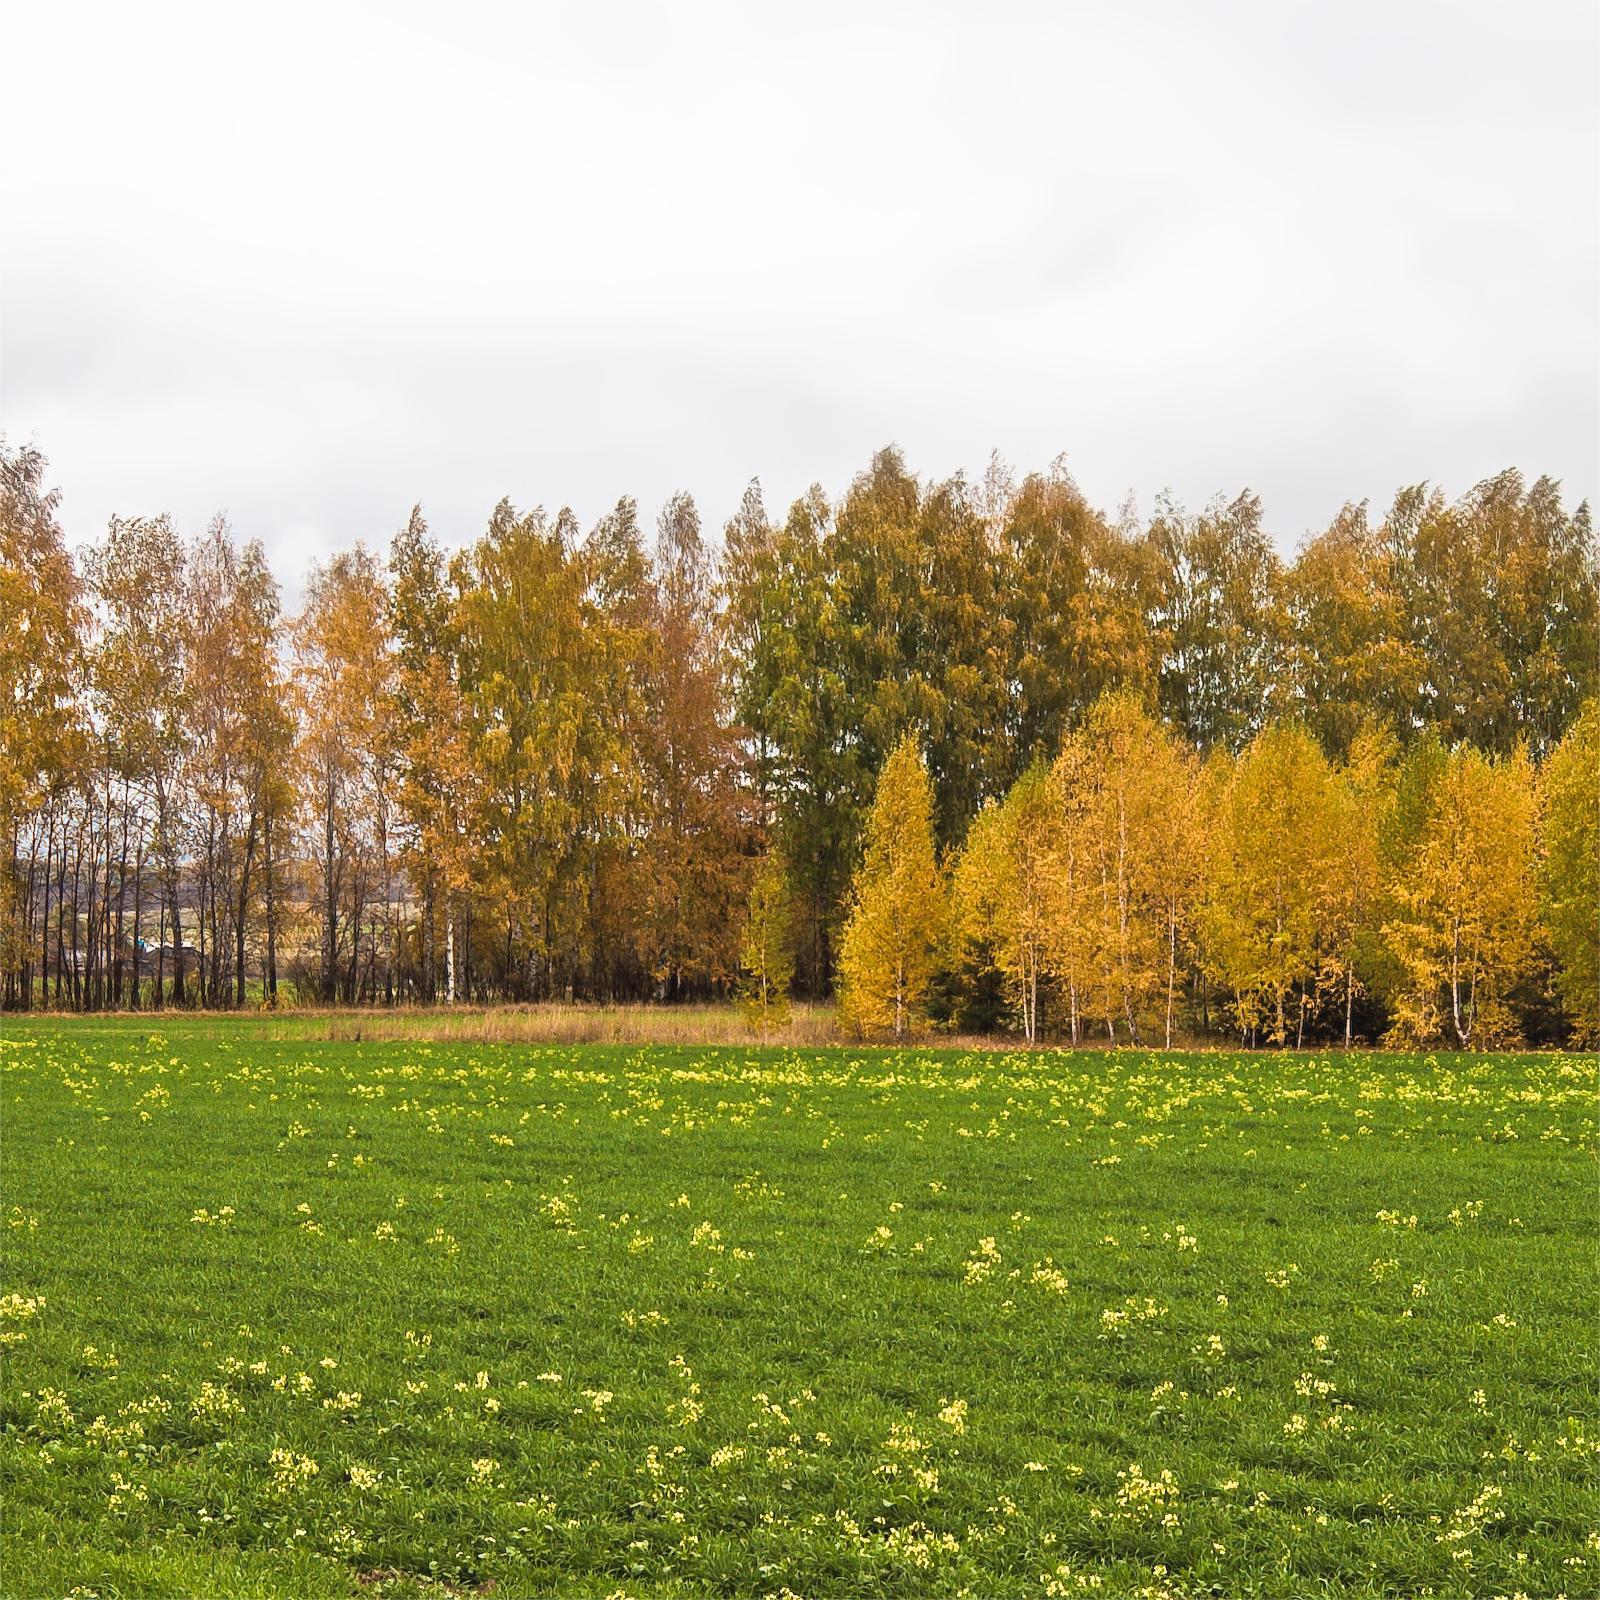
252, 1000, 843, 1048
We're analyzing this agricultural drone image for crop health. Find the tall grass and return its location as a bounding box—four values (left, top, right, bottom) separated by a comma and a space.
253, 999, 844, 1048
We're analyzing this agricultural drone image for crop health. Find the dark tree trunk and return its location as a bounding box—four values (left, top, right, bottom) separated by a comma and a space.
235, 806, 258, 1008
69, 833, 83, 1011
166, 878, 184, 1006
264, 809, 278, 1007
130, 831, 144, 1012
112, 777, 130, 1007
39, 812, 52, 1011
323, 785, 338, 1004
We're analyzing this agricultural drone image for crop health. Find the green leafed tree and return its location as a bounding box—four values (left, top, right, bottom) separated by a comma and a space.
738, 847, 794, 1031
1149, 490, 1285, 753
1536, 698, 1599, 1040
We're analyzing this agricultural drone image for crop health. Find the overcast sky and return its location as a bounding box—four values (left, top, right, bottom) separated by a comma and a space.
3, 0, 1596, 592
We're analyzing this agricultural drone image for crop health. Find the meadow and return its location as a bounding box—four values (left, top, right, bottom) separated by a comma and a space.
1, 1018, 1595, 1599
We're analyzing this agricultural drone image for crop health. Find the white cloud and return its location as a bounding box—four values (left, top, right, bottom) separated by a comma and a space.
3, 0, 1595, 594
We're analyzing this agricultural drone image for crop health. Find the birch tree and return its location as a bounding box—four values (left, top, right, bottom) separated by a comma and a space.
1321, 725, 1396, 1045
1383, 745, 1540, 1048
1055, 693, 1201, 1045
952, 765, 1059, 1042
738, 847, 794, 1031
838, 736, 946, 1039
1201, 723, 1343, 1044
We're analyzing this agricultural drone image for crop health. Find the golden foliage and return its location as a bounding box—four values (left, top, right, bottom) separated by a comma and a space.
1383, 746, 1540, 1048
838, 737, 946, 1039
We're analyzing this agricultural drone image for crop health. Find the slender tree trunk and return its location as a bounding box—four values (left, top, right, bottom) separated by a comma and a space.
4, 818, 19, 1010
113, 776, 130, 1007
86, 794, 102, 1011
264, 809, 278, 1007
154, 776, 177, 1007
105, 783, 116, 1007
235, 806, 258, 1008
202, 800, 215, 1003
55, 837, 70, 1006
167, 877, 184, 1006
1464, 931, 1480, 1049
198, 822, 211, 1006
130, 831, 144, 1012
324, 782, 338, 1004
423, 879, 434, 1003
215, 824, 227, 1007
1450, 920, 1466, 1047
1165, 903, 1177, 1050
39, 813, 52, 1012
69, 833, 84, 1011
1115, 788, 1139, 1046
1027, 948, 1038, 1045
197, 852, 210, 1009
83, 795, 95, 1009
101, 787, 114, 1008
348, 887, 365, 1004
1098, 855, 1117, 1045
379, 798, 392, 1006
28, 819, 40, 1005
7, 820, 22, 1009
1273, 903, 1285, 1044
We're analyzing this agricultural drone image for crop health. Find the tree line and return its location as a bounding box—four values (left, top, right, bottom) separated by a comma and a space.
2, 438, 1594, 1044
826, 703, 1596, 1050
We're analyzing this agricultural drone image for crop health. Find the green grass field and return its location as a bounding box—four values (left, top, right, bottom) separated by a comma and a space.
1, 1019, 1595, 1599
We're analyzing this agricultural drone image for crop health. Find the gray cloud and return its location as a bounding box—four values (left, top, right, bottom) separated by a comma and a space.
2, 0, 1595, 597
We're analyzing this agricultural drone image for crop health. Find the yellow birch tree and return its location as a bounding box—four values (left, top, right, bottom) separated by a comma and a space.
1201, 723, 1343, 1044
837, 736, 946, 1039
952, 765, 1059, 1042
1053, 693, 1201, 1045
1046, 733, 1100, 1044
1383, 745, 1541, 1048
1321, 724, 1396, 1045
